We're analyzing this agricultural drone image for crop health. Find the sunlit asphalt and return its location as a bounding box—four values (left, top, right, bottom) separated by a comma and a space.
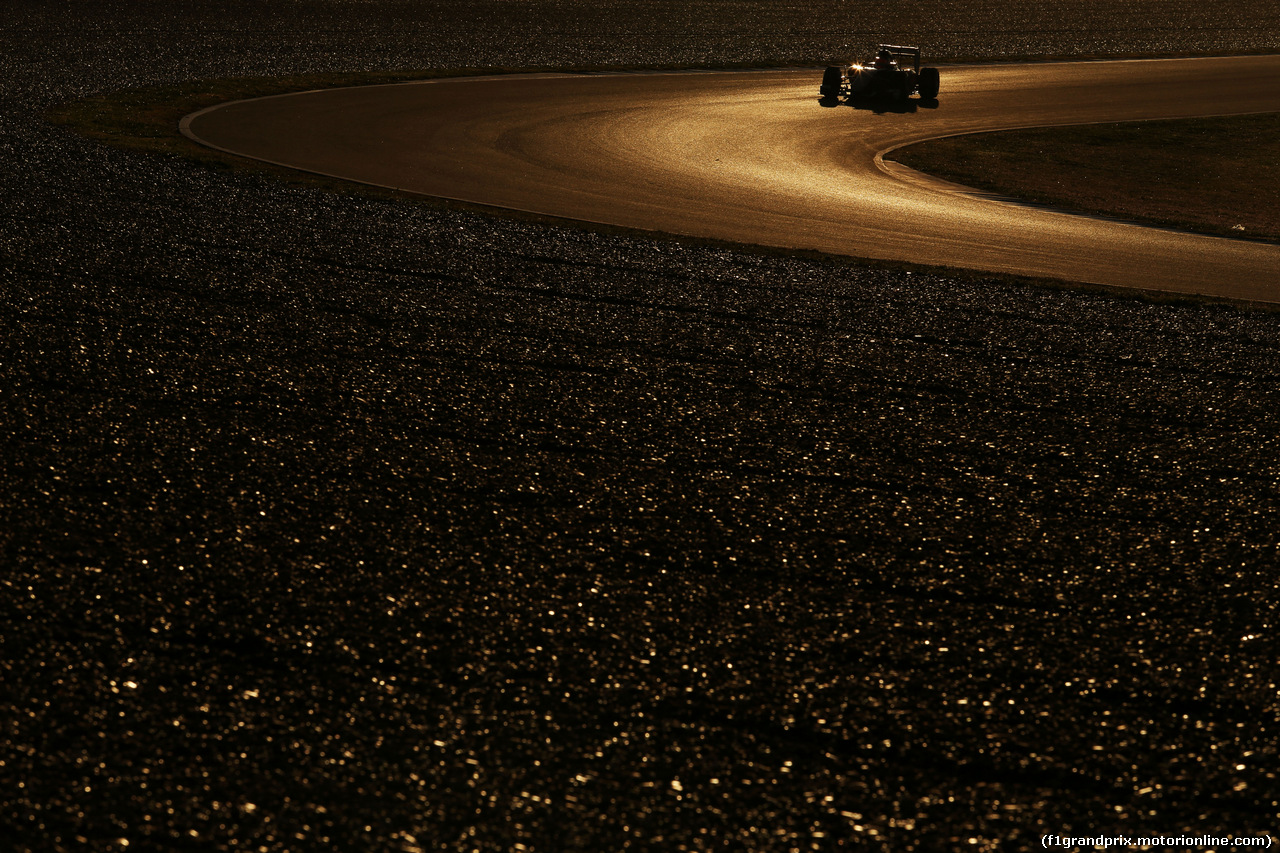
7, 2, 1280, 848
185, 57, 1280, 301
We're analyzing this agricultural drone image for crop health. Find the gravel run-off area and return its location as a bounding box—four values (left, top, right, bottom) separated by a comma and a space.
3, 1, 1279, 850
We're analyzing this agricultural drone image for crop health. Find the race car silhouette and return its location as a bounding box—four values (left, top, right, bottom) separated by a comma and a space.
820, 45, 940, 101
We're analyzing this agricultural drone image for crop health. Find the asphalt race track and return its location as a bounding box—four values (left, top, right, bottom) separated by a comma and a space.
184, 56, 1280, 302
11, 0, 1280, 841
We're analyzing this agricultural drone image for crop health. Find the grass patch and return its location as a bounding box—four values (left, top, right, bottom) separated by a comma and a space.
891, 113, 1280, 241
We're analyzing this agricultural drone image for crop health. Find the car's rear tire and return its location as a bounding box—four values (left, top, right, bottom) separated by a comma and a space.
820, 66, 843, 97
919, 67, 940, 99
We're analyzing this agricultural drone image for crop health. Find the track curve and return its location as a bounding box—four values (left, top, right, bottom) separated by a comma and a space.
184, 57, 1280, 302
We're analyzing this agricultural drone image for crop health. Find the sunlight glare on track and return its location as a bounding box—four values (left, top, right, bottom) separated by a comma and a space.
185, 57, 1280, 301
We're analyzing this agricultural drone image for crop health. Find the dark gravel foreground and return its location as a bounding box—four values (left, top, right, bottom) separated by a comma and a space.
4, 2, 1280, 851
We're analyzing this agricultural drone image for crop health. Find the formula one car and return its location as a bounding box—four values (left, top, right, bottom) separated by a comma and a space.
820, 45, 940, 101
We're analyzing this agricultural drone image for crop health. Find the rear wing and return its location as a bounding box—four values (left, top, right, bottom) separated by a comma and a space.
878, 44, 921, 73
